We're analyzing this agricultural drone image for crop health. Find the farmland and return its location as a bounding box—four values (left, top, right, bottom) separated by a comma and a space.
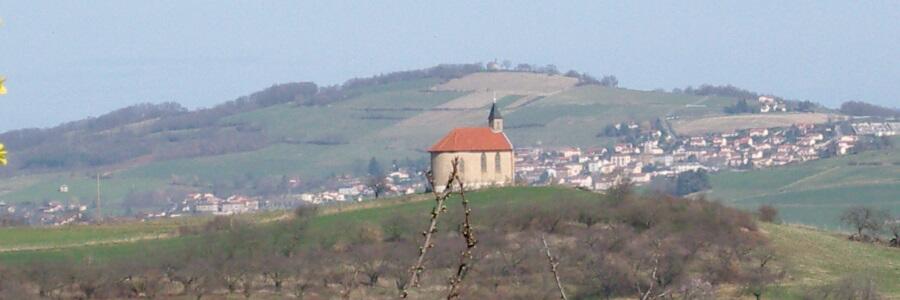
708, 142, 900, 230
672, 113, 836, 136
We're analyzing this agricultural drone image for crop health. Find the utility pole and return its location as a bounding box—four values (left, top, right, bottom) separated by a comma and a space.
96, 172, 102, 222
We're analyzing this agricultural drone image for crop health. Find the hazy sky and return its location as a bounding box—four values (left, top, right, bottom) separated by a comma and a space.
0, 1, 897, 131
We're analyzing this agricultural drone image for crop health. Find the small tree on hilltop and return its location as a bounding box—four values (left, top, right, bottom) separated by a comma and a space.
840, 206, 889, 241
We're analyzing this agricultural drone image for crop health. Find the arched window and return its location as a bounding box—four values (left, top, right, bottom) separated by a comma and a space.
495, 152, 502, 173
481, 153, 488, 173
457, 157, 465, 174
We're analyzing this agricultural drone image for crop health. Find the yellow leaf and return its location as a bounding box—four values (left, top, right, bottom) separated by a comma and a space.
0, 143, 6, 166
0, 76, 6, 95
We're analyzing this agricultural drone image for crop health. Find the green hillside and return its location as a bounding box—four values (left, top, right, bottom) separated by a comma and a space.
764, 223, 900, 298
0, 72, 738, 214
709, 141, 900, 230
504, 85, 734, 146
1, 187, 898, 298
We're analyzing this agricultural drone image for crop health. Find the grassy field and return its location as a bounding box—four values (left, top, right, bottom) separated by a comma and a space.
708, 144, 900, 231
504, 85, 737, 147
672, 113, 835, 136
764, 223, 900, 298
1, 186, 898, 297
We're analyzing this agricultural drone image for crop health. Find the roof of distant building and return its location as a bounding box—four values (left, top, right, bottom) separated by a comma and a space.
428, 127, 513, 152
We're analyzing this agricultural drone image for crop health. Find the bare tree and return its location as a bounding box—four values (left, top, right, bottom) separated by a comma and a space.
542, 235, 569, 300
400, 158, 461, 297
367, 175, 388, 199
840, 206, 889, 241
402, 157, 480, 299
887, 219, 900, 247
447, 178, 478, 299
741, 249, 784, 300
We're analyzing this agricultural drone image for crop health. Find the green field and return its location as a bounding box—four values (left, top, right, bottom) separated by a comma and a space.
709, 145, 900, 230
765, 223, 900, 298
505, 85, 735, 147
1, 186, 898, 297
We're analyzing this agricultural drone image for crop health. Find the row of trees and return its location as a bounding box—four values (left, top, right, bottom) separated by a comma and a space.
676, 84, 760, 99
840, 101, 900, 118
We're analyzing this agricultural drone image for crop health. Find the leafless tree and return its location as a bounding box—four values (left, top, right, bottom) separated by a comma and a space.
447, 177, 478, 299
400, 158, 461, 297
887, 219, 900, 247
741, 249, 784, 300
541, 235, 569, 300
840, 206, 889, 241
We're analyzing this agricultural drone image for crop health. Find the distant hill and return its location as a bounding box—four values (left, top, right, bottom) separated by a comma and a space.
0, 66, 753, 214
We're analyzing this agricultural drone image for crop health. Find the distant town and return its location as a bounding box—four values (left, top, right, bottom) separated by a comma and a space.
2, 116, 896, 226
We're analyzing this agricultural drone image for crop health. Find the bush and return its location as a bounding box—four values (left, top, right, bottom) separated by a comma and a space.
758, 205, 779, 223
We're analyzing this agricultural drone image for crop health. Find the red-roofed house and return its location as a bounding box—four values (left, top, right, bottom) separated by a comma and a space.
429, 101, 514, 192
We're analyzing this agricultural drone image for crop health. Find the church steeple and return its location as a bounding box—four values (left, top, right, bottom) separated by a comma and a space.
488, 92, 503, 132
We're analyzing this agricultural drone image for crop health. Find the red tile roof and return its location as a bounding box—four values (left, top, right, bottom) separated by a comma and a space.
428, 127, 513, 152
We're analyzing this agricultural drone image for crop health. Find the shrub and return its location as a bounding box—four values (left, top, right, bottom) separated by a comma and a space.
758, 205, 779, 223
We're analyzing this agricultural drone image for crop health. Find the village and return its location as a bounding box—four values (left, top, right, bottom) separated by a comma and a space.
2, 111, 896, 226
146, 117, 895, 220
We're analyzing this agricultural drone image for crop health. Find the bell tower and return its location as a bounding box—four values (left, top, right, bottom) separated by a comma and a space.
488, 93, 503, 133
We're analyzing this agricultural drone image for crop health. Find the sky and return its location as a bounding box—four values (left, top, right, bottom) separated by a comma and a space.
0, 1, 898, 132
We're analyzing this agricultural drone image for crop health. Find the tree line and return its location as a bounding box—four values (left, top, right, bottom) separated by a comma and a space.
839, 101, 900, 118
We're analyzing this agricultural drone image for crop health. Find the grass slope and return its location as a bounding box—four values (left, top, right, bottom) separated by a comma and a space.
1, 187, 898, 297
764, 223, 900, 298
505, 85, 736, 147
709, 144, 900, 230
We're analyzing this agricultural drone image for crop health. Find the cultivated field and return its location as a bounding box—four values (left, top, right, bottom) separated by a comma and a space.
709, 143, 900, 230
432, 71, 577, 94
672, 113, 834, 135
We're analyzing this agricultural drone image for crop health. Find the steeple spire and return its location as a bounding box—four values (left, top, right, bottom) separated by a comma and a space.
488, 92, 503, 132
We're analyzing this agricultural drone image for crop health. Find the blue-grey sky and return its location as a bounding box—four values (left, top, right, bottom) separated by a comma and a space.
1, 1, 897, 132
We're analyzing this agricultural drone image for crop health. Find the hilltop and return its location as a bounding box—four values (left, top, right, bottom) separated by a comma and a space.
0, 65, 775, 216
